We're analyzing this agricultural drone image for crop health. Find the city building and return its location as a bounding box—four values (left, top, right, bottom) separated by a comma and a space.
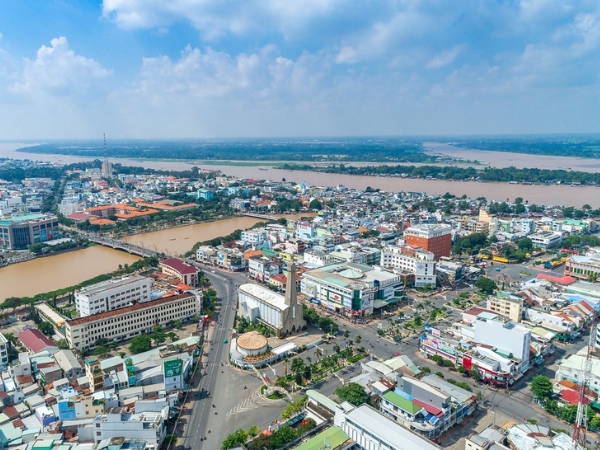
215, 247, 247, 271
92, 405, 169, 448
473, 316, 532, 375
17, 328, 58, 354
564, 253, 600, 281
0, 333, 9, 369
528, 231, 562, 250
65, 292, 199, 351
556, 347, 600, 394
380, 245, 437, 288
237, 262, 306, 336
159, 258, 198, 286
75, 275, 153, 318
333, 403, 443, 450
486, 295, 524, 323
301, 262, 404, 317
404, 224, 452, 259
53, 349, 84, 381
0, 214, 60, 250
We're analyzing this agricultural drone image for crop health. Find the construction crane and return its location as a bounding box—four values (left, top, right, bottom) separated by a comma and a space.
573, 323, 596, 448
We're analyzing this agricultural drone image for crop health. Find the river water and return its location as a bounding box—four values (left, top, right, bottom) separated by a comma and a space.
0, 141, 598, 300
0, 142, 596, 207
0, 213, 312, 300
0, 246, 141, 299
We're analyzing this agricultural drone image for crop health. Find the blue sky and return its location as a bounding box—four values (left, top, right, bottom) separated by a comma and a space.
1, 0, 600, 139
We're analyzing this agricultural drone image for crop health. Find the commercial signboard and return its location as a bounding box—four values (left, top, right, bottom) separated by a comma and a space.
164, 359, 183, 377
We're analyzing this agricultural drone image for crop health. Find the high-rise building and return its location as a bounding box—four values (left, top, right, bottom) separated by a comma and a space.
404, 224, 452, 260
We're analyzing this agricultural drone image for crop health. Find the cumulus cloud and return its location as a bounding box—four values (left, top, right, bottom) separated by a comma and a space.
12, 37, 111, 95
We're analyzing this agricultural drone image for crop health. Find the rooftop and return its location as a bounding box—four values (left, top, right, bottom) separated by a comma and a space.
160, 258, 197, 275
239, 283, 288, 311
68, 292, 196, 326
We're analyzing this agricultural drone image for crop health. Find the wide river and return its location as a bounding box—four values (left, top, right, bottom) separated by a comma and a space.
0, 142, 597, 207
0, 213, 311, 300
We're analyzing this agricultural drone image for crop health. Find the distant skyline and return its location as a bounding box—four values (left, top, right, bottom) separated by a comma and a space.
1, 1, 600, 140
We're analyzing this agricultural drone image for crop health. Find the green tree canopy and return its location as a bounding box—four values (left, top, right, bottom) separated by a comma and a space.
129, 335, 152, 354
335, 382, 369, 406
475, 277, 497, 295
221, 429, 248, 450
531, 375, 553, 399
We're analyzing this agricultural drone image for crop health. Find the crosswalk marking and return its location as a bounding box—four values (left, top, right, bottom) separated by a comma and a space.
228, 390, 284, 415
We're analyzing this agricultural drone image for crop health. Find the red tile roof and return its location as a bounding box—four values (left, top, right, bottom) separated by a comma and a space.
17, 329, 57, 353
561, 389, 590, 405
67, 292, 196, 326
160, 258, 197, 275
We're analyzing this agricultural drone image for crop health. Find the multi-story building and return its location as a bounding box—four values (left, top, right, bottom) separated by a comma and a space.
0, 333, 9, 369
65, 292, 199, 351
159, 258, 198, 286
238, 263, 305, 336
92, 405, 169, 448
54, 349, 84, 381
247, 256, 280, 282
240, 229, 267, 247
333, 403, 442, 450
0, 214, 60, 250
564, 253, 600, 281
486, 295, 523, 323
296, 221, 315, 239
473, 316, 531, 375
85, 359, 105, 392
301, 262, 403, 317
215, 247, 246, 271
404, 224, 452, 260
528, 231, 562, 250
556, 348, 600, 394
380, 245, 436, 288
75, 275, 153, 317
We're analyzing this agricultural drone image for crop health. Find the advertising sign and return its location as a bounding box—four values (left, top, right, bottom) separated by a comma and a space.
438, 343, 456, 356
329, 292, 342, 303
164, 359, 183, 377
431, 328, 441, 337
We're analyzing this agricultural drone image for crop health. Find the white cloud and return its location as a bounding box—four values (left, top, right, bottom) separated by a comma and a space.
427, 45, 466, 69
12, 37, 111, 96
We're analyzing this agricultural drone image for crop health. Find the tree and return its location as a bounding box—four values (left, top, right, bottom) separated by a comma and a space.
531, 375, 553, 399
475, 277, 497, 295
94, 346, 109, 357
247, 425, 260, 438
164, 435, 177, 447
129, 335, 152, 354
470, 367, 480, 380
221, 429, 248, 450
517, 238, 534, 251
309, 199, 323, 210
38, 321, 54, 336
291, 357, 305, 374
335, 382, 369, 406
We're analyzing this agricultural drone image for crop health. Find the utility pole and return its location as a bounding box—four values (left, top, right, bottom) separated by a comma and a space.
573, 325, 596, 448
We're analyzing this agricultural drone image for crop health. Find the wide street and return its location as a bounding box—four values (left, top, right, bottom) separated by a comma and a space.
182, 262, 590, 449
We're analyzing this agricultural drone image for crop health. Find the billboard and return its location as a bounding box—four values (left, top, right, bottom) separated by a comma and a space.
164, 359, 183, 377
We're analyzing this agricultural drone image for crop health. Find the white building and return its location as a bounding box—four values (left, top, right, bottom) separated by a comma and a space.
380, 245, 436, 288
556, 348, 600, 394
238, 263, 305, 336
240, 229, 267, 247
528, 231, 562, 250
473, 316, 531, 374
301, 262, 403, 317
65, 292, 199, 351
75, 275, 153, 317
93, 405, 169, 449
334, 403, 442, 450
0, 333, 9, 369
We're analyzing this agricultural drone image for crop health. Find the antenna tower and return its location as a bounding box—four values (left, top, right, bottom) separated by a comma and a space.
573, 323, 596, 448
103, 133, 107, 164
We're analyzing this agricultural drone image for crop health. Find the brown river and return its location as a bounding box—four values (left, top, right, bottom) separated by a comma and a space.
0, 214, 311, 300
0, 141, 598, 300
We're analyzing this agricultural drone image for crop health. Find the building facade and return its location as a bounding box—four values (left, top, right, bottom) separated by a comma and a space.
380, 245, 437, 288
301, 262, 403, 317
486, 296, 523, 323
0, 214, 60, 250
75, 276, 153, 318
159, 258, 198, 286
404, 224, 452, 260
65, 292, 199, 351
238, 263, 306, 336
